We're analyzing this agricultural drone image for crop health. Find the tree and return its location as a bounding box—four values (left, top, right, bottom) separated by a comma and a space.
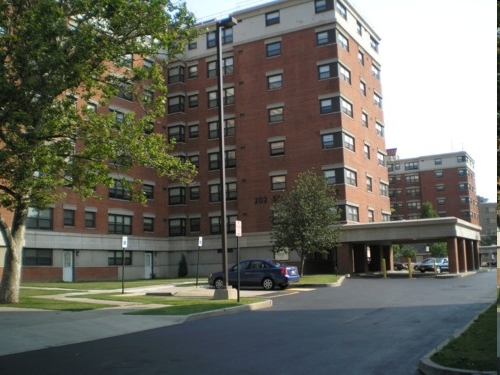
0, 1, 198, 303
397, 245, 417, 261
178, 254, 188, 278
420, 201, 438, 218
430, 242, 448, 258
270, 170, 341, 276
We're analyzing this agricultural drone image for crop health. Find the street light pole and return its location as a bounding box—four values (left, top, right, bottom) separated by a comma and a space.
216, 16, 237, 294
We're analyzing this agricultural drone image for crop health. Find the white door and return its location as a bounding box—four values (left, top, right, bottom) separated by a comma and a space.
63, 251, 73, 282
144, 252, 153, 279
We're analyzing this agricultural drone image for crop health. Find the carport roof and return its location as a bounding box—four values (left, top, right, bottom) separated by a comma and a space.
339, 217, 481, 244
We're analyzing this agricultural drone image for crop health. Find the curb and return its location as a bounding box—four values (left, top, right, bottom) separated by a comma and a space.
418, 303, 496, 375
185, 299, 273, 322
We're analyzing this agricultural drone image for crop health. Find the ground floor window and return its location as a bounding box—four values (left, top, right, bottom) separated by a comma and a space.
23, 248, 53, 266
108, 250, 132, 266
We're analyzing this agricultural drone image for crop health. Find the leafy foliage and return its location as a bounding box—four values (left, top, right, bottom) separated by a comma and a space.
271, 170, 341, 275
0, 0, 198, 303
420, 201, 438, 218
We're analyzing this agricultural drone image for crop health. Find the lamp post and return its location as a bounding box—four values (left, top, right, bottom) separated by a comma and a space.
216, 16, 237, 295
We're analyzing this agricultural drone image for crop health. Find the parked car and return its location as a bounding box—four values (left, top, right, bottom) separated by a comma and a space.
417, 258, 449, 273
393, 261, 406, 271
208, 259, 300, 290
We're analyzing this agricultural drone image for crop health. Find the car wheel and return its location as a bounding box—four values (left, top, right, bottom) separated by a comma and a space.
214, 278, 225, 289
262, 278, 275, 290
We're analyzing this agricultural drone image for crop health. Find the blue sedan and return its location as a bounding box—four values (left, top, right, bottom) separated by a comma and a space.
208, 259, 300, 290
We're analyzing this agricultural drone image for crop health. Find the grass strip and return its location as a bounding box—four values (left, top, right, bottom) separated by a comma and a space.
430, 303, 496, 371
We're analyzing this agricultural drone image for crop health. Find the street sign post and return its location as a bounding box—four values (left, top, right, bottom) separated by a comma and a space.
196, 237, 203, 287
235, 221, 242, 302
121, 236, 128, 294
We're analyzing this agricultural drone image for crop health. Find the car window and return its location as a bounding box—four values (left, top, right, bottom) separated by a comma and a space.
232, 260, 250, 271
250, 261, 268, 269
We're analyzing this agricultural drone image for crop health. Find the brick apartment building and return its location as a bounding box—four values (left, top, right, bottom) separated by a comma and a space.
387, 149, 479, 225
1, 0, 399, 281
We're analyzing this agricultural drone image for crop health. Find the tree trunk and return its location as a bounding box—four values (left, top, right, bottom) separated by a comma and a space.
0, 205, 27, 304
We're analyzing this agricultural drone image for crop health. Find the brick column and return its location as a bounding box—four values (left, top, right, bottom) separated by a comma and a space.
457, 238, 467, 273
447, 237, 459, 274
465, 240, 475, 271
473, 241, 480, 270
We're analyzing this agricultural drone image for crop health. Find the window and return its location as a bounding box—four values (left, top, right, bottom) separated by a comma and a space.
370, 36, 379, 52
360, 81, 366, 96
318, 63, 336, 80
320, 97, 339, 114
143, 58, 154, 68
404, 161, 419, 170
315, 0, 333, 13
341, 99, 352, 117
377, 152, 385, 166
108, 250, 132, 266
189, 124, 199, 138
223, 56, 234, 75
208, 120, 219, 139
225, 118, 235, 137
358, 50, 364, 65
168, 95, 185, 113
375, 122, 384, 137
190, 186, 200, 200
109, 180, 130, 200
380, 183, 388, 197
346, 205, 359, 222
169, 187, 186, 205
405, 174, 419, 183
169, 219, 186, 236
371, 65, 381, 80
364, 144, 370, 159
108, 214, 132, 234
270, 140, 285, 156
435, 170, 443, 178
23, 249, 52, 266
268, 106, 284, 123
210, 217, 222, 235
188, 94, 198, 108
188, 65, 198, 78
457, 168, 467, 176
168, 66, 185, 84
207, 61, 217, 78
457, 155, 467, 162
356, 21, 363, 36
336, 1, 347, 19
368, 210, 374, 222
459, 183, 471, 190
267, 74, 283, 90
227, 182, 237, 200
190, 218, 201, 232
63, 209, 75, 227
85, 211, 96, 228
110, 109, 125, 124
374, 93, 382, 108
435, 158, 442, 165
438, 198, 445, 206
345, 169, 357, 186
366, 176, 373, 192
321, 133, 342, 149
226, 150, 236, 168
221, 28, 233, 44
460, 197, 472, 204
266, 10, 280, 25
224, 87, 234, 106
316, 29, 335, 46
208, 152, 220, 170
339, 65, 351, 84
337, 32, 349, 51
266, 41, 281, 57
324, 169, 336, 184
206, 28, 233, 49
271, 175, 286, 190
406, 188, 420, 197
362, 112, 368, 127
209, 184, 221, 202
343, 134, 355, 151
168, 125, 185, 143
143, 217, 154, 232
207, 91, 218, 108
407, 201, 421, 210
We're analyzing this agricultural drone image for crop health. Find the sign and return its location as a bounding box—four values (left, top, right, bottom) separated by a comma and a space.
235, 220, 242, 237
198, 236, 203, 247
122, 236, 128, 248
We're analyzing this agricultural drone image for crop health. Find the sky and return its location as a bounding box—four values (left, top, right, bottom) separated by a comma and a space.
183, 0, 497, 202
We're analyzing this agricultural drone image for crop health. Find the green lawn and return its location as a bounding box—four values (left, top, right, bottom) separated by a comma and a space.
430, 303, 496, 371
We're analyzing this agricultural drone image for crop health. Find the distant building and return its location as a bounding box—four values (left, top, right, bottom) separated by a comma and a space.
478, 200, 497, 245
387, 149, 479, 225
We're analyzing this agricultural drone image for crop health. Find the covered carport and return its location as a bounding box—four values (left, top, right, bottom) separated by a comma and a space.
336, 217, 481, 275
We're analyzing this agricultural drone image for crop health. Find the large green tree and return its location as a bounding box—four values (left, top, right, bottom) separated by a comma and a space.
420, 201, 438, 218
271, 170, 341, 276
0, 0, 198, 303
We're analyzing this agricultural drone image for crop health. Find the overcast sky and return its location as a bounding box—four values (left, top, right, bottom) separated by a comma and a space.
184, 0, 497, 202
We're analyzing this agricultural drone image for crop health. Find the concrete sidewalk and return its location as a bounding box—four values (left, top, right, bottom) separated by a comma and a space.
0, 284, 272, 357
